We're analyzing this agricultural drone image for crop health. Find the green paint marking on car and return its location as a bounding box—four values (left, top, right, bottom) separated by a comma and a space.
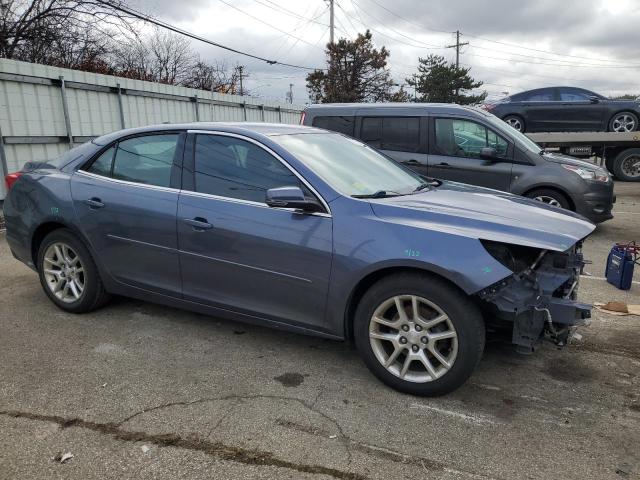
482, 266, 492, 273
50, 207, 59, 216
405, 249, 421, 257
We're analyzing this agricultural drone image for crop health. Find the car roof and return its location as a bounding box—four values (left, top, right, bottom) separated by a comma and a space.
303, 102, 490, 117
92, 122, 317, 145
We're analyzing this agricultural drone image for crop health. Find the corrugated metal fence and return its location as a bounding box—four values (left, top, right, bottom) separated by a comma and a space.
0, 58, 304, 198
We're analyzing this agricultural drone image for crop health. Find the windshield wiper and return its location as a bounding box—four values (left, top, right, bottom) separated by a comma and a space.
413, 183, 432, 193
351, 190, 402, 199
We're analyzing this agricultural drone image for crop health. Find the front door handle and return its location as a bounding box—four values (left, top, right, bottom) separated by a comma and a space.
405, 159, 420, 164
435, 162, 452, 169
84, 197, 105, 209
183, 217, 213, 231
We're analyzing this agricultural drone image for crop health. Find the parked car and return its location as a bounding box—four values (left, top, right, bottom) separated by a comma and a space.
3, 123, 594, 396
302, 103, 615, 223
481, 86, 640, 133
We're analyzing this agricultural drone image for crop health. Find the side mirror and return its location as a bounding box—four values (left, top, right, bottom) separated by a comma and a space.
588, 95, 600, 104
265, 186, 322, 213
480, 147, 498, 160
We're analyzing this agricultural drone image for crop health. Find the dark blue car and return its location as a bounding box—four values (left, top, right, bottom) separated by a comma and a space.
3, 123, 595, 395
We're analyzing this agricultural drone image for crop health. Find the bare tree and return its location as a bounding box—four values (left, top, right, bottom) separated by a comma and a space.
0, 0, 134, 61
182, 59, 240, 93
0, 1, 243, 93
146, 30, 194, 84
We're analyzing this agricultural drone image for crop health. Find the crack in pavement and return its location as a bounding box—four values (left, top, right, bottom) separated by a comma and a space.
0, 409, 365, 480
117, 393, 353, 462
277, 418, 508, 480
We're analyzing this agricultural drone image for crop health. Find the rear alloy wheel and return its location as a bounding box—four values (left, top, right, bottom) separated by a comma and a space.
609, 112, 639, 133
43, 242, 86, 303
38, 229, 110, 313
354, 273, 485, 396
526, 188, 571, 210
613, 148, 640, 181
503, 115, 525, 132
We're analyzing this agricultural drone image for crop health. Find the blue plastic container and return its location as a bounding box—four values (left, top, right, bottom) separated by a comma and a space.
605, 243, 637, 290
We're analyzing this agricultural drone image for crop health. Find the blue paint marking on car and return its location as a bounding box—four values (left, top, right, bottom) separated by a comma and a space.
2, 122, 595, 396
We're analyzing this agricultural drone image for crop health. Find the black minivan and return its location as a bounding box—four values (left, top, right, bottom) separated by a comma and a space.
302, 103, 615, 223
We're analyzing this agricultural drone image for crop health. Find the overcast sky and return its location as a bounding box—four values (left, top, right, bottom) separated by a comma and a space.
129, 0, 640, 104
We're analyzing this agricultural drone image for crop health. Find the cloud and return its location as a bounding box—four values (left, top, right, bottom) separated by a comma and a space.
128, 0, 640, 101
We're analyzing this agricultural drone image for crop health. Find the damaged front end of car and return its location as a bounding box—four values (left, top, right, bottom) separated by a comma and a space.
477, 240, 591, 354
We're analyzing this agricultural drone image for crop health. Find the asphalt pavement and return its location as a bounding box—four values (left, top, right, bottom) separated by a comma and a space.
0, 183, 639, 480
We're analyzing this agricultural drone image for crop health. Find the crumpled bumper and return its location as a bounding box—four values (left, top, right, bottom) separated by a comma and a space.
477, 244, 591, 353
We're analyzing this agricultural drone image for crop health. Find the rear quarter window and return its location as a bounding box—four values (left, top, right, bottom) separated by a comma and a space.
311, 116, 355, 136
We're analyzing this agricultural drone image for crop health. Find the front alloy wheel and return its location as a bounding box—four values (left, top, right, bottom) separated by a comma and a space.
354, 273, 485, 396
532, 195, 562, 208
369, 295, 458, 382
610, 112, 638, 133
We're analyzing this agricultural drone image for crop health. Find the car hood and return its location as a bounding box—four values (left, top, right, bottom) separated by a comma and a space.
368, 182, 595, 251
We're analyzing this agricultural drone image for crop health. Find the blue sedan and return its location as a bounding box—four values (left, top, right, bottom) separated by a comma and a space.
3, 123, 595, 395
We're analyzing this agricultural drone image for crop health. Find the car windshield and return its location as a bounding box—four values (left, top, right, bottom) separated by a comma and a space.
483, 113, 543, 154
272, 133, 425, 197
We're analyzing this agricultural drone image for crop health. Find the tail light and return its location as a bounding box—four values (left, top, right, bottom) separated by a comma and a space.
480, 104, 496, 111
4, 172, 22, 191
299, 111, 306, 125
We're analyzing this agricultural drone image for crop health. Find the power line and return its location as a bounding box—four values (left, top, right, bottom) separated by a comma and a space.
361, 0, 454, 36
347, 0, 446, 49
94, 0, 320, 70
356, 1, 640, 67
467, 44, 637, 68
462, 32, 640, 66
273, 4, 326, 55
217, 0, 324, 50
466, 51, 640, 69
254, 0, 330, 27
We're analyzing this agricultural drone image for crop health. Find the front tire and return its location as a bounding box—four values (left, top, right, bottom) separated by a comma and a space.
525, 188, 571, 210
37, 229, 110, 313
354, 273, 485, 396
609, 112, 639, 133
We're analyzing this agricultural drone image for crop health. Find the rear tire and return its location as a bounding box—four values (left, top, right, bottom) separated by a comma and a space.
353, 273, 485, 396
612, 148, 640, 181
503, 115, 525, 133
525, 188, 571, 210
37, 229, 110, 313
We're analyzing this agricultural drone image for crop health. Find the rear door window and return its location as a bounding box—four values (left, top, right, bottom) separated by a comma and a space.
311, 116, 355, 136
84, 134, 179, 188
360, 117, 420, 153
524, 89, 556, 102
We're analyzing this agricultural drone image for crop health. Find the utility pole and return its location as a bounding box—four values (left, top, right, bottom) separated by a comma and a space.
328, 0, 334, 45
445, 30, 469, 100
412, 74, 418, 102
238, 66, 245, 96
287, 83, 294, 104
447, 30, 468, 68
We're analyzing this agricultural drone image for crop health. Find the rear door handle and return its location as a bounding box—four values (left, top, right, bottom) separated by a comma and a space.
405, 159, 420, 164
84, 198, 105, 209
183, 217, 213, 231
435, 162, 452, 169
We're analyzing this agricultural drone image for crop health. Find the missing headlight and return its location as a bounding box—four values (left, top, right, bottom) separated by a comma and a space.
480, 240, 545, 273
